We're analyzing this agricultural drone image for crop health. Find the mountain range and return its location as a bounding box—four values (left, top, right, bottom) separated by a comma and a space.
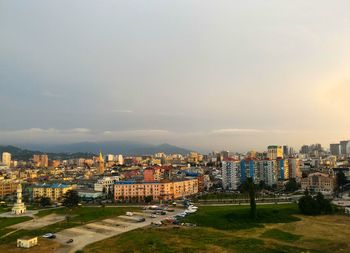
0, 141, 192, 160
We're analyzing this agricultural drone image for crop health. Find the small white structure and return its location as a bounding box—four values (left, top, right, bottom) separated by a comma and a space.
12, 183, 27, 215
17, 236, 38, 248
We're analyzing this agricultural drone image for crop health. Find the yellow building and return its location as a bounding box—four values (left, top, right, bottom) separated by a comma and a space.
32, 183, 74, 202
0, 180, 18, 197
114, 178, 198, 202
267, 146, 283, 160
17, 236, 38, 248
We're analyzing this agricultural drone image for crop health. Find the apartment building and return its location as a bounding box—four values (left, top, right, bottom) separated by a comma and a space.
32, 183, 74, 202
114, 178, 198, 202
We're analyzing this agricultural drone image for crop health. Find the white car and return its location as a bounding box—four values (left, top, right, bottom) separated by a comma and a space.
150, 214, 157, 218
42, 233, 54, 238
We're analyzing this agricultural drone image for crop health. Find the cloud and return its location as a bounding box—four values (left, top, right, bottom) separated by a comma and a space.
102, 129, 172, 137
0, 128, 93, 144
212, 128, 264, 134
0, 128, 172, 144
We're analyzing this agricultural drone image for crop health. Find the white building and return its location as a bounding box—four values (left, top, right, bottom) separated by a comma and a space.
116, 154, 124, 165
2, 152, 11, 167
107, 154, 115, 162
258, 160, 276, 186
222, 161, 240, 190
94, 176, 120, 193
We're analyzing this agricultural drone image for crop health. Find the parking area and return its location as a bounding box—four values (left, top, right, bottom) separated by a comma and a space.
54, 208, 184, 253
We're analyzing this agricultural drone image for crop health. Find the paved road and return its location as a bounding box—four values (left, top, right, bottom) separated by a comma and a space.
198, 201, 293, 206
54, 208, 184, 253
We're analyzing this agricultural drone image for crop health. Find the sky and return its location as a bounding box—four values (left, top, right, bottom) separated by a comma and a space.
0, 0, 349, 152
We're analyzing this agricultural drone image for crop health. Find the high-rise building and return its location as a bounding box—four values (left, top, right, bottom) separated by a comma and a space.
221, 151, 229, 161
258, 160, 277, 186
340, 140, 350, 155
288, 158, 301, 179
277, 158, 289, 181
2, 152, 11, 167
330, 144, 341, 156
222, 160, 240, 190
300, 145, 309, 154
240, 159, 259, 184
116, 154, 124, 165
267, 146, 283, 160
283, 145, 289, 157
33, 154, 48, 167
107, 154, 115, 162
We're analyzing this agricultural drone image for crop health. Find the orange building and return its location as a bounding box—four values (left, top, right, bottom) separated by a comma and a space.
33, 154, 49, 168
143, 167, 161, 182
114, 178, 198, 202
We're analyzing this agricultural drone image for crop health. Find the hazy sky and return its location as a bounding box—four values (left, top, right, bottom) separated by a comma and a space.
0, 0, 349, 152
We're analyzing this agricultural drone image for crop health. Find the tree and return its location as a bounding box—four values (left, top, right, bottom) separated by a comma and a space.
39, 197, 51, 207
285, 178, 298, 192
62, 190, 80, 208
336, 171, 347, 190
298, 191, 332, 215
241, 178, 257, 220
144, 195, 153, 204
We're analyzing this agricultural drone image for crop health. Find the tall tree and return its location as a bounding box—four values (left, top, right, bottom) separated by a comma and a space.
39, 197, 52, 207
336, 171, 347, 191
62, 190, 80, 208
241, 178, 257, 220
285, 178, 298, 192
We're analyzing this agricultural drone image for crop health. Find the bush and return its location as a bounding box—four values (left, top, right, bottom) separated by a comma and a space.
298, 191, 332, 215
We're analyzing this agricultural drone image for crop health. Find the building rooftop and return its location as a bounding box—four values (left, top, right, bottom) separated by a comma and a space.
34, 183, 71, 189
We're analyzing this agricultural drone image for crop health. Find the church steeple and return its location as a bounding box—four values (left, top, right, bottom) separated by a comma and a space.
98, 150, 105, 174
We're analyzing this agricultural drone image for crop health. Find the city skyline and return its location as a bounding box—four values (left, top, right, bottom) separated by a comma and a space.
1, 1, 349, 152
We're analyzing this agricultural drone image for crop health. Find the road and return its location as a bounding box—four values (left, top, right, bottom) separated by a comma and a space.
198, 201, 293, 206
54, 208, 183, 253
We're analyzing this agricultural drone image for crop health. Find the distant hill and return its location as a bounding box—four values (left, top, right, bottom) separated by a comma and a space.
0, 145, 95, 161
18, 141, 192, 156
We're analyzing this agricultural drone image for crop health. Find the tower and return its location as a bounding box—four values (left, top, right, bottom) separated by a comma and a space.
98, 150, 105, 174
12, 183, 26, 215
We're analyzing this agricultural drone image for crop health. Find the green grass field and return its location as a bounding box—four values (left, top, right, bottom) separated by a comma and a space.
261, 229, 302, 242
83, 204, 350, 253
0, 206, 11, 213
182, 204, 300, 230
84, 227, 316, 253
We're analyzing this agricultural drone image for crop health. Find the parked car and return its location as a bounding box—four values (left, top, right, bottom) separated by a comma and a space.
42, 233, 55, 239
66, 239, 74, 244
137, 217, 146, 222
150, 214, 157, 218
126, 212, 134, 216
